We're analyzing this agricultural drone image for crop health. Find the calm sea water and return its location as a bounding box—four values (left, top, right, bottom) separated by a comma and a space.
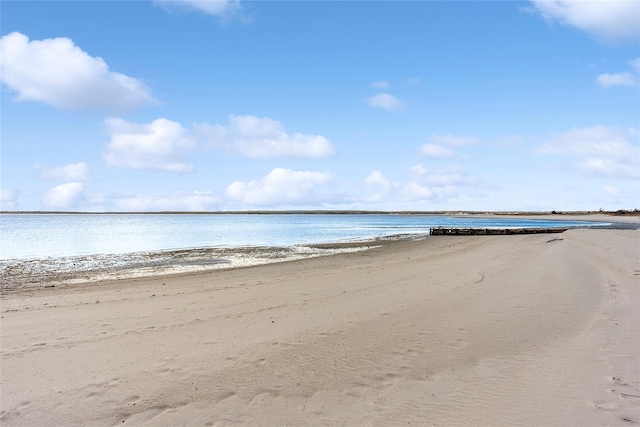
0, 213, 605, 260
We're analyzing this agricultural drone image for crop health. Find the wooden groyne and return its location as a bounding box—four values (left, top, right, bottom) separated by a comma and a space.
430, 227, 568, 236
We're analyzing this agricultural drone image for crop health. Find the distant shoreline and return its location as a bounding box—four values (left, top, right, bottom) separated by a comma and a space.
2, 209, 638, 216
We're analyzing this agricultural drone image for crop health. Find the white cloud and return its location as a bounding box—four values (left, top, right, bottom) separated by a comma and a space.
102, 118, 195, 172
400, 181, 437, 201
226, 168, 334, 206
581, 158, 639, 179
197, 115, 335, 158
363, 166, 476, 204
115, 191, 219, 212
34, 162, 91, 181
528, 0, 640, 42
597, 72, 637, 87
1, 189, 18, 210
154, 0, 240, 16
102, 115, 333, 171
536, 126, 640, 179
428, 134, 480, 147
372, 80, 390, 89
368, 93, 403, 110
365, 171, 392, 194
43, 182, 84, 209
0, 32, 157, 111
420, 143, 456, 158
596, 58, 640, 88
536, 126, 635, 157
362, 171, 395, 203
364, 170, 430, 203
420, 134, 480, 158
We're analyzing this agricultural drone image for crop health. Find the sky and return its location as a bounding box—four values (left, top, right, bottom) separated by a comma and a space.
1, 0, 639, 212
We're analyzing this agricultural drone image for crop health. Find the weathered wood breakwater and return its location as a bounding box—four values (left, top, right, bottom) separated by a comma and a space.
429, 227, 568, 236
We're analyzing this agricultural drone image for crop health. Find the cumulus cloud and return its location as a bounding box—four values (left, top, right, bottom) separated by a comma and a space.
536, 125, 640, 179
43, 182, 84, 209
363, 171, 405, 203
365, 171, 392, 194
101, 115, 333, 170
115, 191, 219, 212
0, 188, 18, 210
597, 58, 640, 88
102, 118, 195, 172
363, 166, 476, 204
154, 0, 240, 16
372, 80, 390, 89
226, 168, 334, 206
0, 32, 157, 111
528, 0, 640, 42
368, 93, 403, 110
596, 72, 637, 87
34, 162, 91, 181
197, 115, 335, 158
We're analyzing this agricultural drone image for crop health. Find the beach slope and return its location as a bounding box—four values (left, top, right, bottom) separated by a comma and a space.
1, 229, 638, 426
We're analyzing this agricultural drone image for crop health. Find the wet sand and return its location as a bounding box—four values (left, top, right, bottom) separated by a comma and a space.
1, 227, 638, 426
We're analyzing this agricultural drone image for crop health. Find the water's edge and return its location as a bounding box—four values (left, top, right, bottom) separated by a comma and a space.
0, 234, 426, 290
2, 212, 624, 289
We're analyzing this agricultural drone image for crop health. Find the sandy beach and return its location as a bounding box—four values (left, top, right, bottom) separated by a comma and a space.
1, 226, 638, 426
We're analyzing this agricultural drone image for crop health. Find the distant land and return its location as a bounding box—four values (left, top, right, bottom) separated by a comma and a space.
1, 209, 638, 216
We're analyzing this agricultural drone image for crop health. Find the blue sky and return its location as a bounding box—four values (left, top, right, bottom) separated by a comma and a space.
1, 0, 638, 211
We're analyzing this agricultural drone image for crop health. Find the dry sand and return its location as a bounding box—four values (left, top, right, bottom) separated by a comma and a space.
1, 228, 638, 426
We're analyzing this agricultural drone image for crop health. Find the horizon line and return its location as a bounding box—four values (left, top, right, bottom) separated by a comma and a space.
1, 209, 638, 215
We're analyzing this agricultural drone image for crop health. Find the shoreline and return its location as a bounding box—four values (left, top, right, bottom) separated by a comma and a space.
0, 239, 392, 291
7, 212, 610, 262
1, 228, 638, 425
3, 212, 638, 290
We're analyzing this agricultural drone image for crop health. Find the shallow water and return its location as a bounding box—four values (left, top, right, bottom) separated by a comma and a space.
1, 213, 605, 261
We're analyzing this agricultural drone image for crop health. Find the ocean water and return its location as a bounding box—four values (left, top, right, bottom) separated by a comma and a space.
0, 213, 606, 261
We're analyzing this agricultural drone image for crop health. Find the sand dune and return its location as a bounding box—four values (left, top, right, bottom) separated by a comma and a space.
1, 228, 638, 426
